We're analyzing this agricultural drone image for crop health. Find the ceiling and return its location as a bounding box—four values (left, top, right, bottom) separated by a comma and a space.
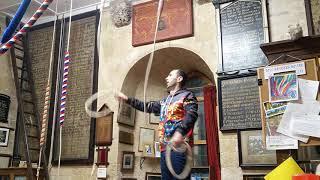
0, 0, 105, 23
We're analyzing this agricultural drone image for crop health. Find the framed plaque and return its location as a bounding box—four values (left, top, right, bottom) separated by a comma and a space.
218, 0, 267, 72
0, 94, 10, 123
218, 73, 261, 131
132, 0, 193, 46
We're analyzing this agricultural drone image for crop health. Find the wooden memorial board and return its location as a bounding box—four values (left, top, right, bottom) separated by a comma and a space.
0, 94, 10, 123
257, 58, 320, 146
218, 73, 262, 131
219, 0, 267, 72
132, 0, 193, 46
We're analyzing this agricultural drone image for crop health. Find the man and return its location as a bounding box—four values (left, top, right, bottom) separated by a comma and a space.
115, 69, 198, 179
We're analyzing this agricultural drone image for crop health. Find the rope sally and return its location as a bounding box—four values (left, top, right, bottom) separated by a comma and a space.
0, 0, 53, 55
58, 0, 73, 176
1, 0, 31, 43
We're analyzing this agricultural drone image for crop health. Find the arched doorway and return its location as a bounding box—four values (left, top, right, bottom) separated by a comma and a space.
117, 47, 219, 179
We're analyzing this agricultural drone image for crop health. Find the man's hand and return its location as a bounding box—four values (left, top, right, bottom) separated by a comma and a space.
171, 131, 184, 147
114, 92, 128, 102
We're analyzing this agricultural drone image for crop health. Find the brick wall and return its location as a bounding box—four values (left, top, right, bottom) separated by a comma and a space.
28, 15, 96, 163
29, 26, 54, 161
56, 15, 96, 161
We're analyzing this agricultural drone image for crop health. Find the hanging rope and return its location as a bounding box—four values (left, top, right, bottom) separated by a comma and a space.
36, 2, 59, 178
141, 1, 194, 178
143, 0, 164, 121
1, 0, 32, 43
0, 0, 54, 55
58, 0, 73, 176
48, 13, 65, 172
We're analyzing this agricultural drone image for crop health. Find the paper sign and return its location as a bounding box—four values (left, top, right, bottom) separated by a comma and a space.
97, 167, 107, 178
277, 101, 320, 143
292, 115, 320, 138
298, 78, 319, 101
264, 62, 306, 79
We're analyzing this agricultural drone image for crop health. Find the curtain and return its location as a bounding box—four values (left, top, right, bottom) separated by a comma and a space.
203, 86, 221, 180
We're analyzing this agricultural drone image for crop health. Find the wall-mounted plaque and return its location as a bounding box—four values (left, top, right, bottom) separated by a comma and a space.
132, 0, 193, 46
219, 0, 267, 72
212, 0, 236, 6
0, 94, 10, 123
218, 73, 261, 131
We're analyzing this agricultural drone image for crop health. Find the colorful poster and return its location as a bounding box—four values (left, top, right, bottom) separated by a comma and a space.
269, 73, 299, 102
263, 102, 287, 118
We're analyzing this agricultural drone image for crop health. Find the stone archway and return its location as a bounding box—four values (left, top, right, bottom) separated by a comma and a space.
116, 47, 214, 177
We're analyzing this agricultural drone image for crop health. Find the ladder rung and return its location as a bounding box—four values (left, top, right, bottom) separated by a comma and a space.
26, 123, 38, 127
18, 77, 29, 82
23, 99, 34, 104
27, 135, 39, 139
22, 89, 32, 93
14, 46, 24, 51
16, 55, 24, 60
17, 66, 27, 71
24, 111, 35, 116
29, 148, 40, 151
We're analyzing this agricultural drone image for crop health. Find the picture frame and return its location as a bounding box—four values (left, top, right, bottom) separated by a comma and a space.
0, 128, 9, 146
121, 151, 135, 171
119, 131, 134, 145
149, 113, 159, 124
138, 127, 155, 152
243, 174, 266, 180
145, 172, 161, 180
154, 142, 161, 158
132, 0, 193, 46
217, 73, 262, 131
217, 0, 268, 73
238, 129, 277, 169
0, 94, 11, 123
118, 102, 135, 127
143, 144, 154, 157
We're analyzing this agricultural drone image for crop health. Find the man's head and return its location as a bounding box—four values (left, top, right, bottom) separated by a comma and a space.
165, 69, 187, 89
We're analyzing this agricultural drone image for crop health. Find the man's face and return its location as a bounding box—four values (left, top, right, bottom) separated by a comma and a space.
165, 70, 179, 88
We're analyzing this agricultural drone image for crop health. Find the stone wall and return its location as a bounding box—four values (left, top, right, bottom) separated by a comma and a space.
0, 14, 18, 168
0, 0, 309, 179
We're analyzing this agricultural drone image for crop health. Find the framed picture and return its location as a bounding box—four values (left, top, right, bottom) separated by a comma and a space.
0, 94, 11, 123
243, 174, 265, 180
132, 0, 193, 46
238, 129, 277, 168
118, 102, 135, 127
305, 0, 320, 35
217, 73, 262, 131
143, 144, 154, 157
121, 151, 135, 171
0, 128, 9, 146
149, 113, 159, 124
138, 127, 155, 152
154, 142, 161, 158
119, 131, 134, 145
145, 172, 161, 180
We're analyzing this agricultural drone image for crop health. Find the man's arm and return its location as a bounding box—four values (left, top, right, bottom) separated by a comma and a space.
115, 92, 161, 114
127, 98, 161, 114
175, 92, 198, 136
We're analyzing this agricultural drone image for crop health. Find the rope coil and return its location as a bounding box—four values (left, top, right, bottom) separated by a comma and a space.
166, 141, 193, 179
